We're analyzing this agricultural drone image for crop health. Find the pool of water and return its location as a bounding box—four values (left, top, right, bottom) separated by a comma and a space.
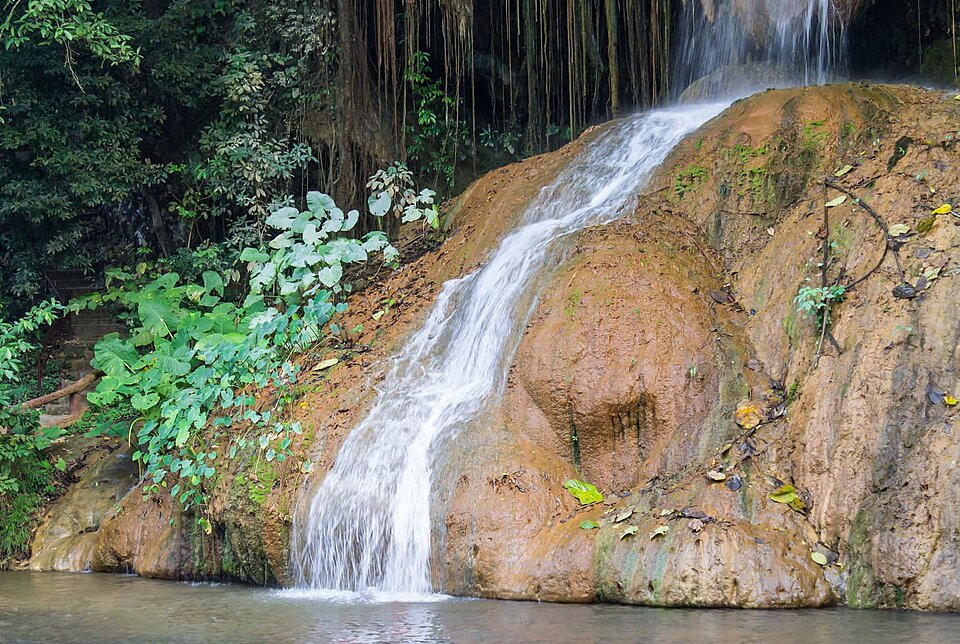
2, 572, 959, 643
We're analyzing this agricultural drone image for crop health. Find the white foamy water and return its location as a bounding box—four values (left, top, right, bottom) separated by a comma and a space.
675, 0, 848, 95
290, 101, 729, 596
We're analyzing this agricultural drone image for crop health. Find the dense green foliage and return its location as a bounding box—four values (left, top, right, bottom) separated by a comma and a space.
71, 189, 412, 509
0, 300, 63, 562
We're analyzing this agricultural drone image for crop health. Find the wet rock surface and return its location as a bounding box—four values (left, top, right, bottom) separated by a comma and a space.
29, 439, 137, 572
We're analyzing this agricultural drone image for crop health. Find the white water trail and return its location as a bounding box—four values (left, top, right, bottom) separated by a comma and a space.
290, 102, 728, 599
674, 0, 847, 97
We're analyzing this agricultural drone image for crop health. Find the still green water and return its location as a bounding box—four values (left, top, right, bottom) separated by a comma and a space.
1, 572, 959, 643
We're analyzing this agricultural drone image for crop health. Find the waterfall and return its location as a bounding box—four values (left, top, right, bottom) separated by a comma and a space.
290, 102, 727, 598
290, 0, 850, 601
674, 0, 848, 98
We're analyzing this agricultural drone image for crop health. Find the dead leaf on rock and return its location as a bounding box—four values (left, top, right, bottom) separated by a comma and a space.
614, 510, 633, 523
706, 470, 727, 482
708, 289, 731, 304
811, 551, 828, 566
889, 223, 911, 237
726, 475, 744, 492
834, 164, 853, 177
735, 402, 763, 429
620, 525, 639, 540
892, 283, 919, 299
650, 525, 670, 540
825, 195, 847, 208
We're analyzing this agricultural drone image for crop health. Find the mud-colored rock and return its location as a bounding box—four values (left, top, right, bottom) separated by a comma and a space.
29, 439, 137, 572
436, 84, 960, 610
34, 84, 960, 611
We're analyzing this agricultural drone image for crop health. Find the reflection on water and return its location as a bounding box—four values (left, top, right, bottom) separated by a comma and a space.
1, 572, 959, 643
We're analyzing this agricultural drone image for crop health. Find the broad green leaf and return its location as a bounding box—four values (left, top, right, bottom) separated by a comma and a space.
137, 299, 179, 337
131, 392, 160, 411
240, 248, 270, 263
368, 190, 391, 217
580, 520, 600, 530
342, 209, 360, 231
154, 355, 191, 377
265, 206, 299, 230
92, 334, 141, 376
306, 191, 336, 214
303, 223, 322, 246
563, 479, 603, 505
317, 264, 343, 288
202, 271, 224, 295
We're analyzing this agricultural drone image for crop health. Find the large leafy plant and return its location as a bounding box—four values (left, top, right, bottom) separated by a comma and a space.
0, 300, 64, 563
366, 162, 440, 229
78, 191, 398, 509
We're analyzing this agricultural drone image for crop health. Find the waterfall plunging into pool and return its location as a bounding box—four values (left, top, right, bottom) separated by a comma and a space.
291, 0, 849, 599
290, 103, 727, 597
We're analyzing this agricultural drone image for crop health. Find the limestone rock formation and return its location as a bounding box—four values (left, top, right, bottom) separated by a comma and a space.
33, 83, 960, 610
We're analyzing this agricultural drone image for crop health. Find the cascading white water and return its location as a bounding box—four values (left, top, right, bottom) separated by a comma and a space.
290, 102, 728, 597
674, 0, 847, 97
291, 0, 850, 600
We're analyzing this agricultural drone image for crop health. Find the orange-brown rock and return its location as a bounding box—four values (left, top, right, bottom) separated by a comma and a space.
35, 83, 960, 611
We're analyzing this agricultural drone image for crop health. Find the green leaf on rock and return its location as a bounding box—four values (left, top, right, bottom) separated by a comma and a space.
770, 483, 799, 505
563, 479, 603, 505
811, 551, 828, 566
580, 520, 600, 530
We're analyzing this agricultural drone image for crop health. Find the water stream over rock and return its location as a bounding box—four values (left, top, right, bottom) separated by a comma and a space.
291, 103, 729, 596
291, 0, 849, 598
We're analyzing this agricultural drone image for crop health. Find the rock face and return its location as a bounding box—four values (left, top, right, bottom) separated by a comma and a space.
29, 439, 137, 572
32, 84, 960, 610
435, 84, 960, 610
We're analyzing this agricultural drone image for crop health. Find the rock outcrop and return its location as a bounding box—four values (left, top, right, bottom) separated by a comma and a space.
33, 83, 960, 610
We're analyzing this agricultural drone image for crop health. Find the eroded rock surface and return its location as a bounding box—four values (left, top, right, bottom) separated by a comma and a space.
34, 84, 960, 610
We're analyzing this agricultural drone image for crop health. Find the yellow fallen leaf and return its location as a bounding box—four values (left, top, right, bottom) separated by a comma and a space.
825, 195, 847, 208
834, 164, 853, 177
932, 204, 952, 215
811, 552, 828, 566
735, 402, 763, 429
946, 395, 958, 406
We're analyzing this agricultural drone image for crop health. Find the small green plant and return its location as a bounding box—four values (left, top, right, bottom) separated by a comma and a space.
802, 120, 828, 151
366, 162, 439, 228
674, 165, 708, 198
795, 284, 846, 329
